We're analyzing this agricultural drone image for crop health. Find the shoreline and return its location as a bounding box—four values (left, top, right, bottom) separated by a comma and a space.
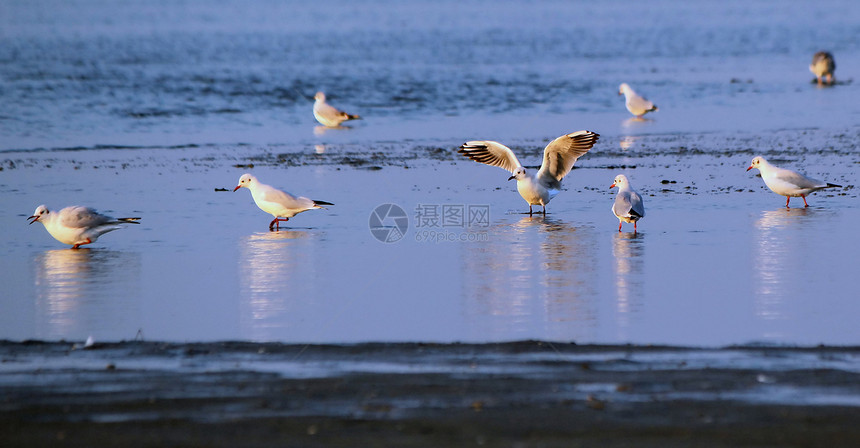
3, 340, 860, 447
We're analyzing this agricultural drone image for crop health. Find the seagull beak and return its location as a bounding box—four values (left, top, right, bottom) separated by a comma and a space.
610, 183, 616, 189
28, 215, 39, 224
233, 185, 241, 192
507, 175, 516, 181
746, 166, 753, 172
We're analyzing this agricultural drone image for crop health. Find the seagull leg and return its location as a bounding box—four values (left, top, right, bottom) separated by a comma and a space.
634, 221, 638, 233
802, 195, 809, 207
785, 196, 791, 209
542, 205, 546, 215
71, 238, 93, 250
269, 217, 289, 231
618, 222, 623, 232
529, 205, 533, 216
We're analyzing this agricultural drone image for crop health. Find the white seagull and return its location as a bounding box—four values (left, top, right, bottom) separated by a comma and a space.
313, 92, 361, 127
28, 205, 140, 249
809, 51, 836, 86
610, 174, 645, 233
618, 83, 658, 118
746, 156, 841, 208
458, 130, 600, 215
233, 173, 333, 230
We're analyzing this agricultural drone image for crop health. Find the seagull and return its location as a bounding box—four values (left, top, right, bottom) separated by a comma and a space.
233, 173, 333, 230
618, 83, 658, 118
313, 92, 361, 127
28, 205, 140, 249
610, 174, 645, 233
746, 156, 841, 208
458, 130, 600, 215
809, 51, 836, 86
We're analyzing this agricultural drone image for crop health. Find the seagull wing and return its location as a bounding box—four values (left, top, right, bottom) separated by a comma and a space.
59, 206, 114, 228
536, 130, 600, 189
772, 167, 827, 189
457, 140, 523, 174
627, 92, 655, 112
314, 100, 357, 123
261, 186, 314, 209
628, 190, 645, 218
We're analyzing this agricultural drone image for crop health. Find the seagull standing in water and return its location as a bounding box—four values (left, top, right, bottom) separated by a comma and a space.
233, 173, 333, 230
313, 92, 361, 127
809, 51, 836, 86
610, 174, 645, 233
618, 83, 658, 118
458, 131, 600, 215
28, 205, 140, 249
746, 156, 841, 208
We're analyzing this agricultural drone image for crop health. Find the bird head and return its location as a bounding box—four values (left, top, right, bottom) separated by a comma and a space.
508, 167, 527, 181
28, 205, 49, 225
747, 156, 764, 172
234, 173, 256, 192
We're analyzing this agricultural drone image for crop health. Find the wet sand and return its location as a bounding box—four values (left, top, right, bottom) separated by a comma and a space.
3, 340, 860, 447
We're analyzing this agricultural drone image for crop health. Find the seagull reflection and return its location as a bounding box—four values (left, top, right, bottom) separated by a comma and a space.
462, 215, 598, 340
33, 249, 140, 340
622, 117, 653, 128
755, 207, 808, 230
619, 136, 638, 151
611, 232, 645, 336
752, 208, 810, 324
313, 125, 350, 136
238, 231, 315, 340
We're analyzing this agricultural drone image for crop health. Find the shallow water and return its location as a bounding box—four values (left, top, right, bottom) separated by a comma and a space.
1, 0, 859, 346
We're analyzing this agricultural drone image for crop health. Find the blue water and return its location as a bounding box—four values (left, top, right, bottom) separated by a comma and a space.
1, 0, 859, 346
2, 0, 859, 150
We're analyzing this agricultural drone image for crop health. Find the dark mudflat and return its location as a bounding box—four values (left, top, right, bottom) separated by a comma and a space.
3, 341, 860, 447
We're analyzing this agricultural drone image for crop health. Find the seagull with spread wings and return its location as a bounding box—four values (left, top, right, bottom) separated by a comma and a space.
458, 131, 600, 215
